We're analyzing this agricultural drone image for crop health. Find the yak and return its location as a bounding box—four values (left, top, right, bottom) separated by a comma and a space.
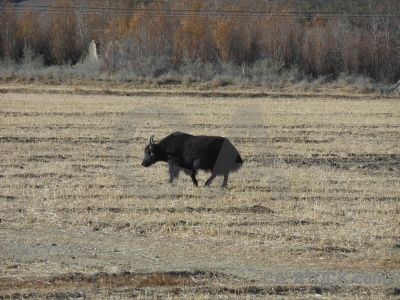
141, 132, 243, 187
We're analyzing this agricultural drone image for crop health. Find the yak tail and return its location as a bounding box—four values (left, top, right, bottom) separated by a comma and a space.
214, 139, 243, 174
230, 153, 243, 172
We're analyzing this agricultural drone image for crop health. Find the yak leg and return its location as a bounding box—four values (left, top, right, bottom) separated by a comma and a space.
190, 171, 198, 187
221, 173, 229, 188
205, 173, 217, 187
168, 160, 180, 183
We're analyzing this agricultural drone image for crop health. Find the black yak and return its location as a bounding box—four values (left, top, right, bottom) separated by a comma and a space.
141, 132, 243, 187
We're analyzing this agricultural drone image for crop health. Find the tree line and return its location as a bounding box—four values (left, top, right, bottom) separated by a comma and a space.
1, 0, 400, 82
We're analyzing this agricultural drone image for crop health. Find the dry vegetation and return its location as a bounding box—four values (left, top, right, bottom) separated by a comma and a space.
0, 83, 399, 299
2, 0, 400, 82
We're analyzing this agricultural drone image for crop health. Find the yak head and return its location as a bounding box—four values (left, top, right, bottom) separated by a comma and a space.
141, 135, 157, 167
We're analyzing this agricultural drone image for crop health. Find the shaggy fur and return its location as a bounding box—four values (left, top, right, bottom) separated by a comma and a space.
141, 132, 243, 187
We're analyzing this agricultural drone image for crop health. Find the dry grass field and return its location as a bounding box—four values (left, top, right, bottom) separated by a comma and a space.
0, 82, 399, 299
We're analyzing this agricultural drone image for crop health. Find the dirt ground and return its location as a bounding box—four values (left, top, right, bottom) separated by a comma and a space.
2, 227, 398, 299
0, 81, 399, 299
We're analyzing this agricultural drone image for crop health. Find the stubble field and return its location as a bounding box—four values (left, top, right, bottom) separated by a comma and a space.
0, 83, 399, 299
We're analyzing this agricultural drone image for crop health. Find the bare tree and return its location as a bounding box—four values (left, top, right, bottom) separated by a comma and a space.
368, 0, 398, 81
0, 2, 17, 62
0, 0, 11, 11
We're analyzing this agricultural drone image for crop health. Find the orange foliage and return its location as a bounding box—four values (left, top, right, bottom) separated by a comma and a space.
1, 0, 399, 81
174, 14, 209, 63
173, 0, 212, 64
0, 2, 18, 61
16, 7, 42, 52
213, 18, 231, 61
48, 0, 78, 64
311, 15, 328, 28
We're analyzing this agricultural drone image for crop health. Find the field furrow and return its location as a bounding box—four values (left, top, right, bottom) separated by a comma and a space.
0, 91, 399, 299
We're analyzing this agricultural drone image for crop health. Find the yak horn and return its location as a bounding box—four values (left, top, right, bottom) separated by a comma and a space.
149, 135, 155, 148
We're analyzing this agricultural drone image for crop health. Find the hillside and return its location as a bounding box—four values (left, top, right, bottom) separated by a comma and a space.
13, 0, 51, 11
14, 0, 50, 5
